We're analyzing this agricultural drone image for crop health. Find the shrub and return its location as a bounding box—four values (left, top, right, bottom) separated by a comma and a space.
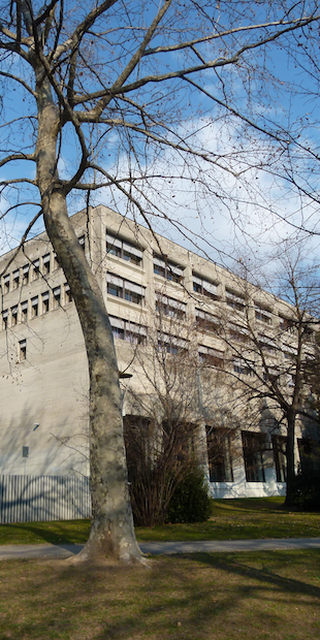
291, 471, 320, 511
165, 468, 212, 523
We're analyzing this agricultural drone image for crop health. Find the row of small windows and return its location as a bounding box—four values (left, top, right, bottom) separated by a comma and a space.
0, 236, 85, 295
109, 316, 147, 345
107, 272, 145, 305
1, 284, 72, 329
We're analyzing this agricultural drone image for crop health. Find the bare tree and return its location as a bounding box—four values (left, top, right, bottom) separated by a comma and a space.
1, 1, 320, 562
212, 256, 320, 506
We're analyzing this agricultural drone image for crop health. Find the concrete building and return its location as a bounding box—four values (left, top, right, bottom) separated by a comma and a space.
0, 205, 317, 505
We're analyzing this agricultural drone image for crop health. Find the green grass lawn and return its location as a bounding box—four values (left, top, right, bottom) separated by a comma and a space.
0, 497, 319, 545
0, 549, 319, 639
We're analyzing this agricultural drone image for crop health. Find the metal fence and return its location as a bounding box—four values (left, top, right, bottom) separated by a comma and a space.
0, 474, 91, 523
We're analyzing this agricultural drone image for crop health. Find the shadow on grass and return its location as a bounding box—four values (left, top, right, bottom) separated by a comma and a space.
1, 550, 320, 640
0, 520, 90, 546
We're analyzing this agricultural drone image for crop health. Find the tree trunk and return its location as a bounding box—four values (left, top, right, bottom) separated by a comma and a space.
35, 73, 144, 564
284, 408, 296, 508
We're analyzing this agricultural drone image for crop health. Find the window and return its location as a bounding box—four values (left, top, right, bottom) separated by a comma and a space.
22, 264, 29, 285
42, 292, 50, 313
53, 254, 60, 270
298, 438, 320, 477
153, 256, 183, 283
272, 435, 287, 482
11, 306, 18, 326
2, 310, 8, 330
226, 289, 245, 312
195, 309, 219, 333
32, 259, 40, 280
206, 427, 234, 482
199, 345, 224, 368
229, 323, 248, 342
242, 431, 267, 482
156, 293, 186, 320
42, 254, 51, 275
19, 339, 27, 361
280, 316, 295, 333
22, 445, 29, 458
233, 358, 254, 376
107, 273, 145, 306
193, 274, 219, 300
79, 235, 85, 250
258, 334, 276, 352
64, 284, 72, 304
3, 274, 10, 293
109, 316, 147, 345
12, 269, 20, 289
158, 332, 188, 354
106, 232, 143, 266
255, 303, 272, 325
21, 301, 28, 323
31, 296, 38, 318
53, 287, 61, 309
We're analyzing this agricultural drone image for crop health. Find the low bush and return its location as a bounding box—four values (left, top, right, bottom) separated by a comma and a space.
165, 468, 212, 523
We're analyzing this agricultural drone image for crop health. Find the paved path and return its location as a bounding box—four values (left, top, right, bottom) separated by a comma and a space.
0, 538, 320, 560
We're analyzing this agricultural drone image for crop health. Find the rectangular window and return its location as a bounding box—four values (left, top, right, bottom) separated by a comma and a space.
199, 345, 224, 368
53, 287, 61, 309
298, 438, 320, 477
43, 254, 51, 275
2, 310, 8, 330
206, 427, 234, 482
193, 274, 219, 300
255, 304, 272, 325
158, 332, 188, 354
107, 273, 145, 306
64, 284, 72, 304
272, 435, 287, 482
106, 232, 143, 265
3, 274, 10, 293
22, 264, 29, 285
226, 289, 245, 312
32, 259, 40, 280
153, 256, 183, 283
42, 291, 50, 313
22, 445, 29, 458
109, 316, 147, 345
31, 296, 38, 318
11, 306, 18, 326
19, 339, 27, 361
196, 309, 219, 333
242, 431, 267, 482
12, 269, 20, 289
233, 358, 254, 376
156, 293, 186, 320
21, 301, 28, 323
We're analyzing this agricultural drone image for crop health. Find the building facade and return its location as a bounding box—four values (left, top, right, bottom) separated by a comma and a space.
0, 205, 317, 502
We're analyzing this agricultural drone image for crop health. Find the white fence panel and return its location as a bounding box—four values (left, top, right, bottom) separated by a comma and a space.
0, 475, 91, 523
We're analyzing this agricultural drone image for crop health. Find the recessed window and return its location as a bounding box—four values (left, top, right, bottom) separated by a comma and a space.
242, 431, 268, 482
19, 339, 27, 361
199, 345, 224, 368
233, 358, 254, 376
53, 287, 61, 309
31, 296, 38, 318
42, 292, 50, 313
106, 232, 143, 266
22, 264, 29, 285
2, 310, 8, 330
79, 235, 85, 250
107, 273, 145, 306
64, 284, 72, 304
109, 316, 147, 345
193, 274, 219, 300
153, 256, 183, 283
206, 427, 234, 482
43, 254, 51, 275
156, 293, 186, 320
158, 332, 188, 354
21, 301, 28, 323
196, 309, 219, 334
226, 289, 245, 312
12, 269, 20, 289
3, 274, 10, 293
11, 306, 18, 326
32, 259, 40, 280
255, 303, 272, 325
